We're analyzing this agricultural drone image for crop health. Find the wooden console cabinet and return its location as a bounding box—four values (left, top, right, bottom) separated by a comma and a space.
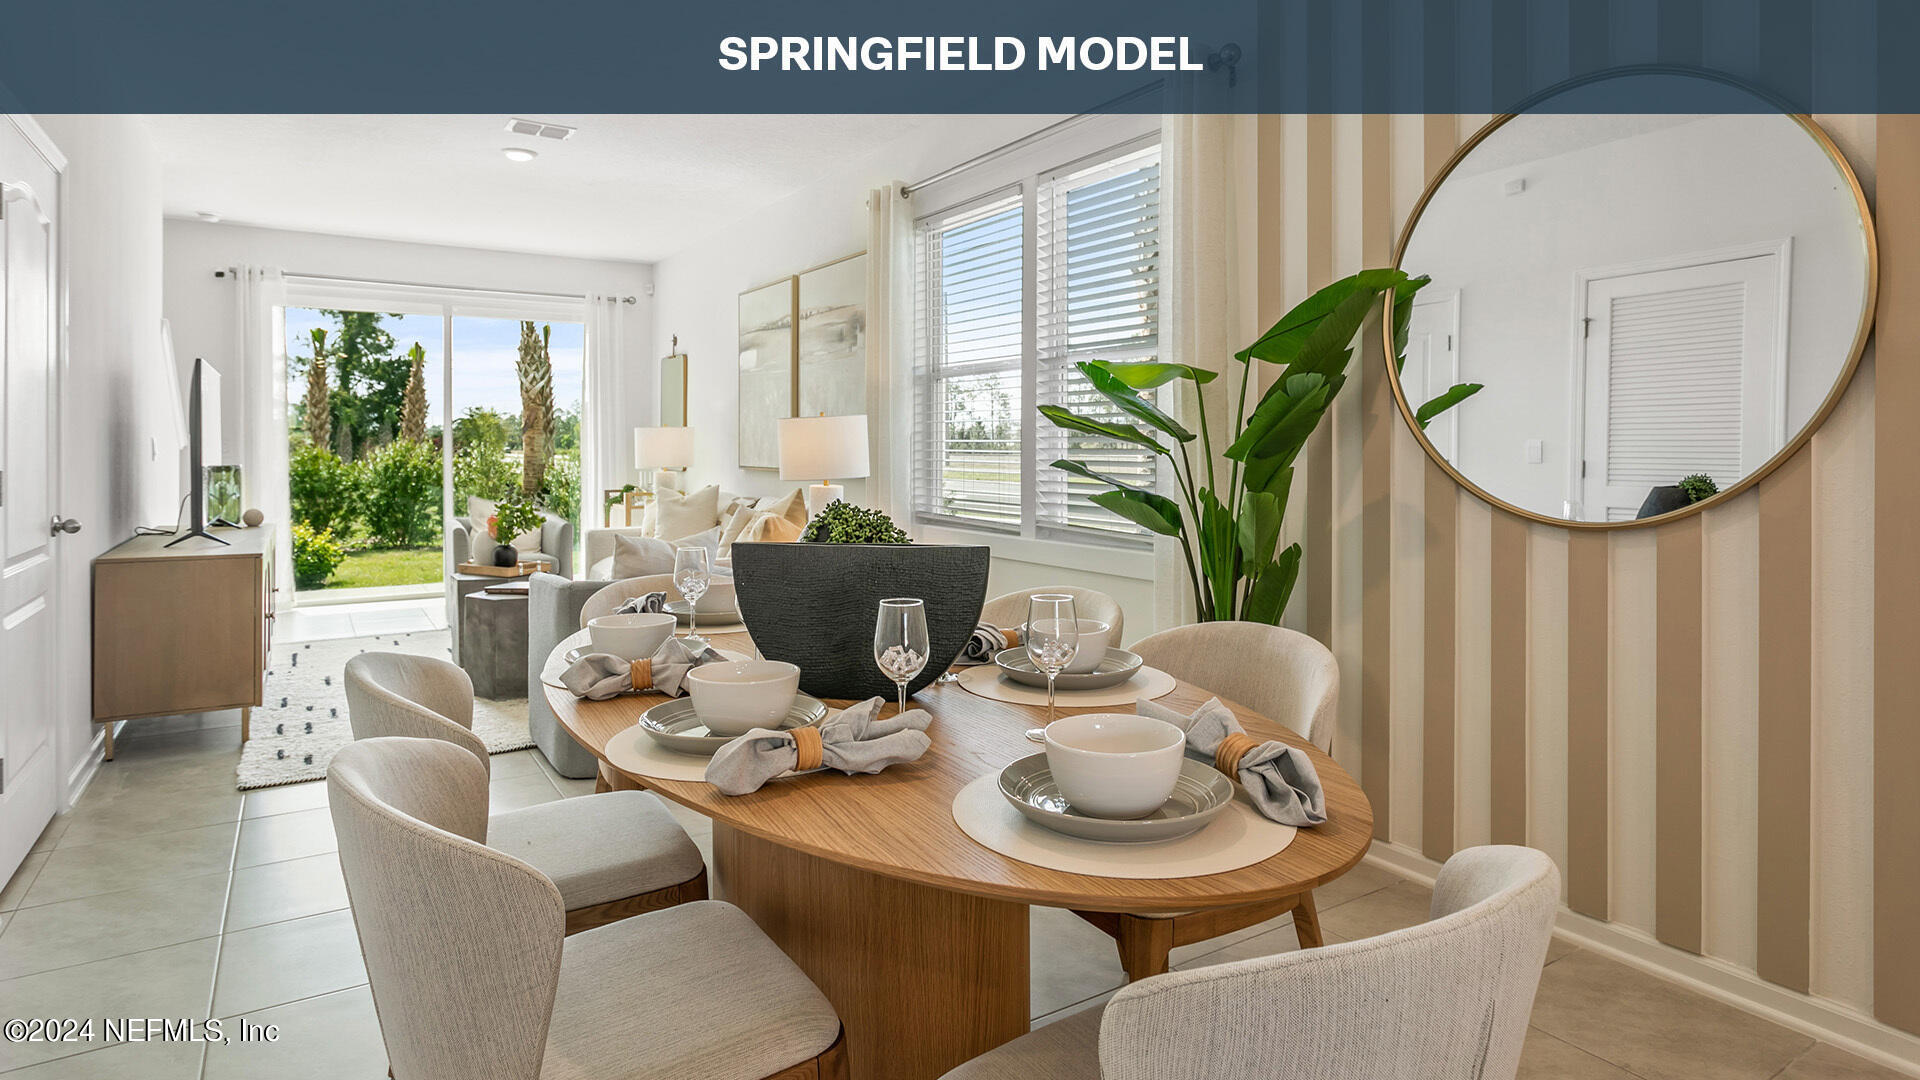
92, 527, 275, 758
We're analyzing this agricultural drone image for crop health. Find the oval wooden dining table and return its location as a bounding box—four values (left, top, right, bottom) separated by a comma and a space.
541, 628, 1372, 1080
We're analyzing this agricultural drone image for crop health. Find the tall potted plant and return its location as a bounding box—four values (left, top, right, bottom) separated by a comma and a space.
1042, 269, 1480, 625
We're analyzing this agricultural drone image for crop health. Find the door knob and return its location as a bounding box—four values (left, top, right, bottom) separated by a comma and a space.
50, 517, 81, 535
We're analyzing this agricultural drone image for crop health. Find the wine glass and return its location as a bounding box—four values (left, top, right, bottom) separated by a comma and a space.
873, 598, 930, 716
1023, 594, 1079, 742
672, 546, 711, 644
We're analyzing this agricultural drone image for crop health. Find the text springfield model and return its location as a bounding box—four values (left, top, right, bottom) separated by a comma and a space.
717, 36, 1211, 73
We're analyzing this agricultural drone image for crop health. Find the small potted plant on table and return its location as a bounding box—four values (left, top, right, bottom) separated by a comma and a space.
487, 498, 544, 568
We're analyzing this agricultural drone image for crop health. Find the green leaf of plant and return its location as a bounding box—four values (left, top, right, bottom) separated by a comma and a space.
1088, 488, 1184, 536
1389, 275, 1430, 374
1237, 490, 1283, 569
1196, 489, 1238, 618
1415, 382, 1484, 429
1049, 458, 1147, 492
1078, 361, 1193, 443
1037, 405, 1169, 455
1282, 286, 1382, 381
1244, 460, 1294, 504
1225, 373, 1330, 465
1087, 359, 1219, 388
1243, 544, 1302, 625
1235, 269, 1408, 366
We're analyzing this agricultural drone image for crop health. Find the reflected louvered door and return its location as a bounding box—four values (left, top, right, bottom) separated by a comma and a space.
1580, 254, 1781, 520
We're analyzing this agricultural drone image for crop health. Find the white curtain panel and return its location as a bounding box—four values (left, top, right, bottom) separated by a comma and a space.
1157, 112, 1244, 632
234, 265, 293, 609
584, 294, 626, 505
865, 183, 915, 525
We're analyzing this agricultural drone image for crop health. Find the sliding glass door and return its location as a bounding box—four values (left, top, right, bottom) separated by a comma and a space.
282, 292, 585, 600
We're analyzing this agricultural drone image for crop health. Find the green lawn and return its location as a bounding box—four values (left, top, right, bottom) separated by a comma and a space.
316, 545, 442, 590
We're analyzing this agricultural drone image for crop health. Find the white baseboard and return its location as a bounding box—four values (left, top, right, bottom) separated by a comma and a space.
63, 726, 105, 810
1364, 842, 1920, 1078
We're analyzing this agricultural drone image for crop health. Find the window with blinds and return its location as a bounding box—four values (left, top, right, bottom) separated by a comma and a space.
913, 194, 1025, 530
1035, 146, 1161, 540
912, 137, 1162, 546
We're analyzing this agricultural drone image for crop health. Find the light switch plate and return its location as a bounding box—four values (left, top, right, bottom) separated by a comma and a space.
1525, 439, 1544, 464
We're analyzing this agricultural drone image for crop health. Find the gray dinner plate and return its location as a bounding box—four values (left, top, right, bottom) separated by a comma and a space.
993, 647, 1144, 691
664, 598, 741, 625
636, 694, 827, 756
998, 754, 1234, 843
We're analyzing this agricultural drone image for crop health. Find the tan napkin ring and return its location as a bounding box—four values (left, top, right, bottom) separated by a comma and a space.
1213, 732, 1262, 777
627, 658, 654, 691
1002, 626, 1022, 647
792, 726, 824, 771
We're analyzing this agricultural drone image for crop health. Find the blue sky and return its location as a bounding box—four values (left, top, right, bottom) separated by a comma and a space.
284, 308, 584, 430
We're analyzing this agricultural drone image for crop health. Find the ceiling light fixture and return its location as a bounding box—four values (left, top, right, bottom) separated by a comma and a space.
195, 210, 222, 223
502, 147, 539, 162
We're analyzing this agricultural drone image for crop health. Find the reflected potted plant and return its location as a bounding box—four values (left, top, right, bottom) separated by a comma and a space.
488, 498, 543, 567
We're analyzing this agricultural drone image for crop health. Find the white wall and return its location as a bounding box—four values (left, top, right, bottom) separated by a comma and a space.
161, 220, 656, 473
34, 115, 166, 801
647, 117, 1161, 639
1404, 114, 1867, 518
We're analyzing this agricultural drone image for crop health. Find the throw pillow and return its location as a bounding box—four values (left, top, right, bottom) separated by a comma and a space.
612, 534, 678, 579
753, 487, 811, 531
717, 497, 759, 554
639, 501, 657, 538
466, 496, 542, 552
740, 510, 804, 544
655, 484, 720, 541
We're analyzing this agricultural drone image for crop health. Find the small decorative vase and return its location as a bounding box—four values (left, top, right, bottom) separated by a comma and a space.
492, 543, 519, 568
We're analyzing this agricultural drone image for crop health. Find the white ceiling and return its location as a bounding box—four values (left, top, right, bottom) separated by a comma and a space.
142, 114, 949, 263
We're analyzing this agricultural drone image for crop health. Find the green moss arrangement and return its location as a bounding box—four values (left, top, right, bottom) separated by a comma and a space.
1678, 473, 1719, 503
800, 501, 910, 544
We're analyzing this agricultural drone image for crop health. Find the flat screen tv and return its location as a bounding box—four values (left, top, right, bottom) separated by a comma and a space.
166, 357, 228, 547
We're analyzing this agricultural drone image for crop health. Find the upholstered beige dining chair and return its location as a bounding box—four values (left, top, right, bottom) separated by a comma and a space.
344, 652, 707, 933
577, 573, 678, 627
979, 585, 1125, 642
328, 737, 847, 1080
945, 846, 1559, 1080
1073, 621, 1340, 980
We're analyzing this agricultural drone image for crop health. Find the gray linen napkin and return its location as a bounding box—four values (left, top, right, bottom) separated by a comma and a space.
959, 622, 1022, 663
1138, 696, 1328, 826
560, 637, 716, 700
705, 697, 933, 795
613, 592, 669, 615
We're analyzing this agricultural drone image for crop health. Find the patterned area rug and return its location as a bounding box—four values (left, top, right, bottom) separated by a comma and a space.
235, 628, 534, 790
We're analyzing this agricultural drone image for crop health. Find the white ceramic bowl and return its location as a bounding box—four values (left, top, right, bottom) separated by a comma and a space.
586, 613, 677, 661
685, 579, 737, 616
684, 660, 801, 736
1043, 713, 1187, 819
1053, 618, 1114, 673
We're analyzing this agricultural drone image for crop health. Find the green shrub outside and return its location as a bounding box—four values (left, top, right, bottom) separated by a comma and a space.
542, 448, 581, 533
360, 439, 443, 546
453, 441, 519, 512
289, 445, 363, 537
292, 522, 347, 588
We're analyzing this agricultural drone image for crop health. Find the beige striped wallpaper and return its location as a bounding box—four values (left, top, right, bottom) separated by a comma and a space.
1258, 113, 1911, 1035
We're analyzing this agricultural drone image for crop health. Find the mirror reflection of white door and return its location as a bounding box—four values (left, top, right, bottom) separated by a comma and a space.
0, 119, 63, 878
1579, 253, 1783, 521
1401, 291, 1460, 459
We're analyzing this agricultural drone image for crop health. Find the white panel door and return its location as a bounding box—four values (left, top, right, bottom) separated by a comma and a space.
0, 119, 63, 878
1580, 255, 1781, 521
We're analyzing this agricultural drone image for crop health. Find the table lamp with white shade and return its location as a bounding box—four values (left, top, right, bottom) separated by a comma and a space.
778, 414, 870, 515
633, 425, 695, 495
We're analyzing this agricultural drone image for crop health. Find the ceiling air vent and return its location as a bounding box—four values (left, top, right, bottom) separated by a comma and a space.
506, 118, 575, 141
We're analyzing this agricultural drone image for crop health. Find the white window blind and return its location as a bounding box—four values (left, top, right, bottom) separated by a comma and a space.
913, 193, 1025, 530
1035, 145, 1161, 540
1604, 281, 1746, 488
911, 136, 1162, 546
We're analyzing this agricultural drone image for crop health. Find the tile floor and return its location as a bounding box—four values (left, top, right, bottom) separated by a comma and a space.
1, 715, 1907, 1077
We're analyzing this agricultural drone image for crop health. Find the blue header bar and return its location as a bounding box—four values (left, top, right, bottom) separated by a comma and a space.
0, 0, 1908, 114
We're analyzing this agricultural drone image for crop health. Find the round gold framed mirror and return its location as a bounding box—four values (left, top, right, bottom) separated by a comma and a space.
1386, 69, 1877, 528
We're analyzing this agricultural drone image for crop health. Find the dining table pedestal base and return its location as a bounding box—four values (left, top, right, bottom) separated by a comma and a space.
713, 823, 1032, 1080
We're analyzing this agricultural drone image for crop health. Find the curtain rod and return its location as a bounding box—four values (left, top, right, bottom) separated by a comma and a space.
900, 79, 1165, 196
213, 267, 636, 304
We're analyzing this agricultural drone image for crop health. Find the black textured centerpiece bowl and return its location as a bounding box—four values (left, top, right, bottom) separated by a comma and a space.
729, 541, 990, 701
